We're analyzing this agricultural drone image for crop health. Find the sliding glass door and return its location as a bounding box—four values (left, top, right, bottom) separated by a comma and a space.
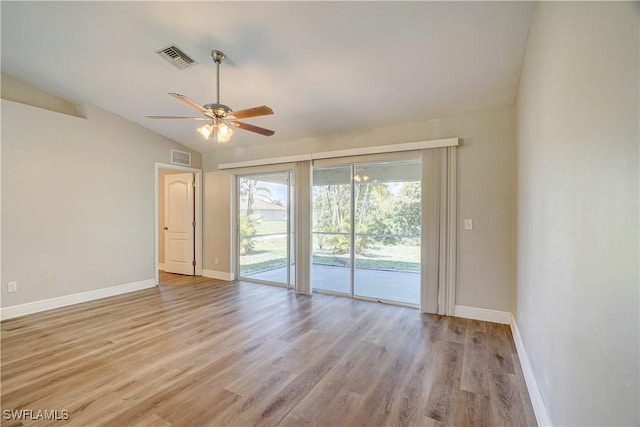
312, 160, 421, 305
237, 159, 420, 304
312, 166, 352, 294
353, 162, 421, 304
238, 171, 294, 287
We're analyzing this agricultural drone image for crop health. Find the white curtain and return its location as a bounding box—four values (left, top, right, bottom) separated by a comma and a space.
421, 147, 457, 314
294, 160, 312, 294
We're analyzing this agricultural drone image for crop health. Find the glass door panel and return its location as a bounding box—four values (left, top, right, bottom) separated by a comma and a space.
353, 161, 421, 305
312, 166, 352, 294
238, 172, 291, 285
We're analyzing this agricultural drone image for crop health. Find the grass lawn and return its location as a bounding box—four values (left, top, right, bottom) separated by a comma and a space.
239, 235, 288, 276
254, 220, 287, 235
315, 242, 420, 272
239, 233, 420, 276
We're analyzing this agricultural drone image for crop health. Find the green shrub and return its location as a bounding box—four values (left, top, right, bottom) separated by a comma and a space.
239, 216, 257, 255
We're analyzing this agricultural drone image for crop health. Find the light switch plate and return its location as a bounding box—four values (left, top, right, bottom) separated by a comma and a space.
464, 219, 473, 230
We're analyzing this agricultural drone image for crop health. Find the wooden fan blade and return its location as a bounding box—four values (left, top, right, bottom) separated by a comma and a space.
146, 115, 210, 120
169, 93, 210, 115
230, 121, 275, 136
229, 105, 273, 120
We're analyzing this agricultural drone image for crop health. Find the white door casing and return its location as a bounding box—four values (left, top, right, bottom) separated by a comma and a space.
164, 173, 195, 275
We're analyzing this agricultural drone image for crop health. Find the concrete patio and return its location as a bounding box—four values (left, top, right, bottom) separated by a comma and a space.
244, 264, 419, 305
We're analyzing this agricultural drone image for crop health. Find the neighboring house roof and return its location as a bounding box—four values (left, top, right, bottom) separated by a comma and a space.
239, 198, 286, 211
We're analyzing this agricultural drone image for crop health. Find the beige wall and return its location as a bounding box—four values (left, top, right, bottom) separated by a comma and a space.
203, 152, 233, 275
515, 2, 639, 425
1, 97, 201, 307
205, 107, 517, 312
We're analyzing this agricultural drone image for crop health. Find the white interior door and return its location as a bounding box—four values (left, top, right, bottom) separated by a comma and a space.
164, 173, 195, 275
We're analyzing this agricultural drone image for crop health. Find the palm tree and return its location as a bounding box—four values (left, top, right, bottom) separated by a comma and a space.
239, 179, 272, 218
238, 178, 273, 255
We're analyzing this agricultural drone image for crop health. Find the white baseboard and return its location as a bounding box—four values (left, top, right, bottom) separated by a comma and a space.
202, 269, 235, 281
453, 304, 512, 324
453, 305, 552, 426
158, 263, 165, 271
0, 279, 156, 321
511, 319, 552, 427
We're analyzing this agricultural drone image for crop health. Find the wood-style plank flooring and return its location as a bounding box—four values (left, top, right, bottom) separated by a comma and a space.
1, 273, 537, 426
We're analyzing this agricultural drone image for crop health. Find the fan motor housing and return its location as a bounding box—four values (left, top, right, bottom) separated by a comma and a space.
204, 103, 232, 118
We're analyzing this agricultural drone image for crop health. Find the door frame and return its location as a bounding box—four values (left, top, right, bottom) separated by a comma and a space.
154, 162, 203, 285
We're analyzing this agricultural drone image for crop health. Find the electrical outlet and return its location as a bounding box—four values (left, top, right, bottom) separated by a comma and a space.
8, 282, 17, 293
464, 219, 473, 230
215, 257, 219, 265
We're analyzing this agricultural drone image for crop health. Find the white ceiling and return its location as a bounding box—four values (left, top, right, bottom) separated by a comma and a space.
1, 1, 534, 154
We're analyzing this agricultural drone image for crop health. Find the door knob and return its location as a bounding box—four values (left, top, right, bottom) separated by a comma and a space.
163, 227, 168, 230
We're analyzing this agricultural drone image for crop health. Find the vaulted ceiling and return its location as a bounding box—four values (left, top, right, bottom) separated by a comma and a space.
1, 1, 534, 153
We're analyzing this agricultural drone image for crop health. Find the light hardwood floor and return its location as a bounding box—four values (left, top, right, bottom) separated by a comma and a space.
1, 272, 536, 426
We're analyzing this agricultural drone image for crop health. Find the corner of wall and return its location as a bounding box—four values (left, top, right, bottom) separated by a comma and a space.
510, 318, 553, 427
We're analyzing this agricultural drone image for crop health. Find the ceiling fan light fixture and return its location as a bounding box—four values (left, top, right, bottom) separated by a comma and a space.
216, 122, 233, 143
197, 123, 214, 139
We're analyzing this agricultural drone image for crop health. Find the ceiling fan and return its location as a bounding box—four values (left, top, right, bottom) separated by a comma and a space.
147, 50, 274, 143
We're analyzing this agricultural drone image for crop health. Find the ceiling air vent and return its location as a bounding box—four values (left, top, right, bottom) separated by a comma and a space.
171, 149, 192, 166
156, 44, 197, 70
